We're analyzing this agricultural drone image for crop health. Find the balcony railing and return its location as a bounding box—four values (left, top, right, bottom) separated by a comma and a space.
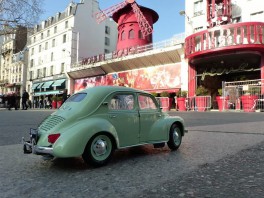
72, 33, 185, 69
185, 22, 264, 59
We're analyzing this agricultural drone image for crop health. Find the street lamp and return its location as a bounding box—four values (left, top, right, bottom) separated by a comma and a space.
179, 10, 190, 22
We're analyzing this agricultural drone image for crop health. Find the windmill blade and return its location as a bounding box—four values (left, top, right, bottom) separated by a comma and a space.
94, 1, 128, 24
131, 2, 153, 37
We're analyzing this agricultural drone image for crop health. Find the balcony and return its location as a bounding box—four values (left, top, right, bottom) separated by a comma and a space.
185, 22, 264, 60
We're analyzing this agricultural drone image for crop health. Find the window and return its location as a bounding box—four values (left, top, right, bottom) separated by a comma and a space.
105, 26, 110, 34
33, 37, 36, 43
39, 45, 42, 52
138, 30, 143, 39
30, 59, 34, 67
194, 0, 203, 15
29, 71, 33, 80
129, 29, 135, 39
52, 39, 55, 47
43, 67, 46, 77
109, 94, 134, 110
37, 69, 40, 78
31, 48, 34, 55
50, 66, 54, 75
45, 42, 48, 50
105, 37, 110, 46
138, 95, 157, 110
121, 31, 125, 40
104, 49, 110, 53
65, 21, 68, 29
54, 26, 57, 34
63, 34, 67, 43
41, 33, 44, 39
61, 63, 65, 73
66, 93, 87, 103
47, 30, 50, 37
51, 52, 54, 61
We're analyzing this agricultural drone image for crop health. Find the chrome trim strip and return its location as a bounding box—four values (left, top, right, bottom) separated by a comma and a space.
119, 141, 167, 149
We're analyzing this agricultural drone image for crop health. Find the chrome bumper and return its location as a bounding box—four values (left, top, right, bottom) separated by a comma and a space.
22, 137, 53, 155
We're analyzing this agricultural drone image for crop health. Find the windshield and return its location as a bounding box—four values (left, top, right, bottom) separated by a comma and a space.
65, 93, 87, 103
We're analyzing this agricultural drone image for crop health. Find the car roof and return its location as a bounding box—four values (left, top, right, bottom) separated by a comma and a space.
77, 86, 149, 95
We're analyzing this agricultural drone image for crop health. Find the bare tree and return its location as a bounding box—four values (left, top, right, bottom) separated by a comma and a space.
0, 0, 44, 35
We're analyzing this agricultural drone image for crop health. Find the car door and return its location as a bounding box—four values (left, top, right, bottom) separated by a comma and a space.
138, 93, 166, 143
107, 93, 140, 147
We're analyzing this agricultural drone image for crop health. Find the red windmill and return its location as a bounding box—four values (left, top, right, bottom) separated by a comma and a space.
94, 0, 159, 51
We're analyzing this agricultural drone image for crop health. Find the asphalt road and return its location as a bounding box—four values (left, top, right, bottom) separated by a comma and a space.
0, 109, 264, 198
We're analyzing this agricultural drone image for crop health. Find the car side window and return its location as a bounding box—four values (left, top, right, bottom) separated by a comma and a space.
138, 94, 157, 110
109, 94, 134, 110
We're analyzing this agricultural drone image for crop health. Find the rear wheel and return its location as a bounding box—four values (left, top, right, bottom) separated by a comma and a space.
167, 124, 182, 150
82, 133, 114, 167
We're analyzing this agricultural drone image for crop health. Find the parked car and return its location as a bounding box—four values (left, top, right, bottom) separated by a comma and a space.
22, 86, 187, 167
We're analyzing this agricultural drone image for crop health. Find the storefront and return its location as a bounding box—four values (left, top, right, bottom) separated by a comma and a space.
31, 75, 67, 108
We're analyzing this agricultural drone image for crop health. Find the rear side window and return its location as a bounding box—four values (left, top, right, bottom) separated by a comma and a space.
66, 93, 87, 102
138, 94, 157, 110
109, 94, 134, 110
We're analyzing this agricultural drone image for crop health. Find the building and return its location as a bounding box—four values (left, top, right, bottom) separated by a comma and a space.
68, 2, 186, 102
184, 0, 264, 110
67, 0, 264, 112
27, 0, 118, 103
0, 25, 28, 97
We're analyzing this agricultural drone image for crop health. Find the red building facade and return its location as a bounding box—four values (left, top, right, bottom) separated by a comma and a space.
185, 0, 264, 97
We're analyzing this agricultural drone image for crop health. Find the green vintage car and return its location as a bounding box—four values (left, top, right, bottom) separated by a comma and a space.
22, 86, 187, 167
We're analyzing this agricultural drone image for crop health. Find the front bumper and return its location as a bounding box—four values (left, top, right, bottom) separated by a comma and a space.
22, 128, 53, 156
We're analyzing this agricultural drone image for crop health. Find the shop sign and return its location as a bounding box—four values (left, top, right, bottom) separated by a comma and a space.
81, 46, 138, 65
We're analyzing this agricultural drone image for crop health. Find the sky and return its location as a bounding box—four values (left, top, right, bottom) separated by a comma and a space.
40, 0, 185, 42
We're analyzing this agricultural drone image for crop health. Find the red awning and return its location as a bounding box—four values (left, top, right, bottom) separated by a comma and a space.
5, 83, 15, 88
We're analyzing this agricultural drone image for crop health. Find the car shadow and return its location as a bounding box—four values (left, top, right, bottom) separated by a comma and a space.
44, 145, 171, 170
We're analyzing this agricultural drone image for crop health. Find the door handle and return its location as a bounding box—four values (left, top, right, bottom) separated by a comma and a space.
109, 115, 117, 118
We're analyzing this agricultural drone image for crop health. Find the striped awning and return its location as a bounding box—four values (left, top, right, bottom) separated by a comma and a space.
33, 90, 62, 96
32, 83, 40, 90
52, 79, 66, 87
42, 81, 54, 89
36, 83, 44, 89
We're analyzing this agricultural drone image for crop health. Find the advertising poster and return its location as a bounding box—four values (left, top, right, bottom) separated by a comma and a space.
74, 63, 181, 93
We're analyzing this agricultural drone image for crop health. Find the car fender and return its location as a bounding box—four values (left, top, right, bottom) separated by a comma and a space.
148, 116, 185, 141
52, 117, 119, 158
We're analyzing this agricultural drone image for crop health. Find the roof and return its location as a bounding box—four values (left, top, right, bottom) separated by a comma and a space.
78, 85, 148, 95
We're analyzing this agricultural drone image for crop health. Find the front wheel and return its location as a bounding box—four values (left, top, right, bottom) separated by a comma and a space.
82, 133, 114, 167
167, 124, 182, 151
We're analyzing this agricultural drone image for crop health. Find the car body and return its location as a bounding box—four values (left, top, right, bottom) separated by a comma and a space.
22, 86, 187, 166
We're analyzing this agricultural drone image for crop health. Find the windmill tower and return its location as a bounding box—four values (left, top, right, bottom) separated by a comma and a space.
95, 0, 159, 51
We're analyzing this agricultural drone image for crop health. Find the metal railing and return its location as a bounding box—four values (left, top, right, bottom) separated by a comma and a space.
71, 33, 185, 69
223, 79, 264, 112
185, 22, 264, 58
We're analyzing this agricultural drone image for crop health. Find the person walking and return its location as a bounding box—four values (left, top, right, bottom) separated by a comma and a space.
8, 93, 18, 110
22, 90, 29, 110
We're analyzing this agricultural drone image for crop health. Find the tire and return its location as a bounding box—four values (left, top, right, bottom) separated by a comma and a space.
167, 124, 182, 151
82, 133, 114, 167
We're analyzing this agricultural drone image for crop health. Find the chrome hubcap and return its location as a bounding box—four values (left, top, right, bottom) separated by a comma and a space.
173, 129, 181, 146
93, 139, 107, 156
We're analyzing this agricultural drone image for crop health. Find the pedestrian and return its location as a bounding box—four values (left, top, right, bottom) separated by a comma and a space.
22, 89, 29, 110
27, 99, 32, 109
62, 89, 68, 104
8, 93, 18, 110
